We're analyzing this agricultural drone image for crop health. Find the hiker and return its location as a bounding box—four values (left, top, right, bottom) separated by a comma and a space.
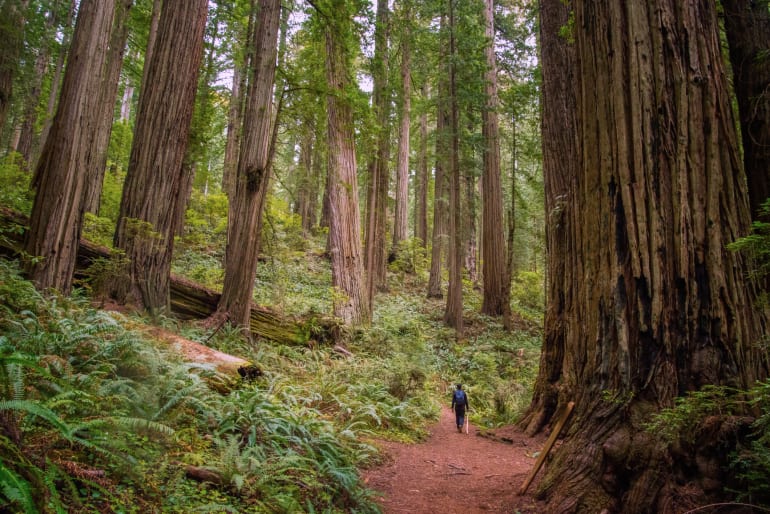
451, 383, 469, 433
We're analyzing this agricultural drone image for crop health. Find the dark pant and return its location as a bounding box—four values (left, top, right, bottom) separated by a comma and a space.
455, 407, 466, 428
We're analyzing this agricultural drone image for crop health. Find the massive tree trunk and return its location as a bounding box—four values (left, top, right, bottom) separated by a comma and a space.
324, 0, 370, 326
24, 0, 116, 294
527, 1, 770, 512
480, 0, 509, 318
723, 0, 770, 220
217, 0, 281, 329
83, 0, 133, 214
392, 0, 411, 255
365, 0, 391, 306
518, 0, 575, 437
114, 0, 207, 313
443, 0, 463, 334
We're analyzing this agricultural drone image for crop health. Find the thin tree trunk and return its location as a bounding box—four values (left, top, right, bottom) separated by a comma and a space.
392, 0, 411, 255
119, 79, 133, 121
464, 155, 477, 285
427, 15, 449, 299
83, 0, 133, 214
37, 0, 76, 162
531, 1, 769, 511
114, 0, 208, 313
17, 1, 59, 165
24, 0, 116, 294
324, 0, 370, 326
0, 0, 28, 135
415, 82, 429, 247
222, 63, 243, 199
217, 0, 282, 329
723, 0, 770, 220
365, 0, 391, 307
444, 0, 463, 334
480, 0, 509, 318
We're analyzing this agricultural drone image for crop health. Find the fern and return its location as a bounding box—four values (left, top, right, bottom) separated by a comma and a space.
0, 462, 36, 513
0, 399, 72, 438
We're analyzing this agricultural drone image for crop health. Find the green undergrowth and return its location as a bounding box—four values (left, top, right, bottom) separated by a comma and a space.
0, 226, 544, 511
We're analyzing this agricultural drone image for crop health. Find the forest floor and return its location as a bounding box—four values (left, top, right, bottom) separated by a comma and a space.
362, 406, 549, 514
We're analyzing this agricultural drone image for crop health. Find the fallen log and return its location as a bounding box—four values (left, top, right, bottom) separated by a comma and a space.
0, 207, 337, 345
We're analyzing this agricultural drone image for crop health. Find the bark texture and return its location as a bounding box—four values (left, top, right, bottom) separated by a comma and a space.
528, 1, 770, 512
114, 0, 208, 313
0, 0, 27, 134
83, 0, 133, 214
723, 0, 770, 219
518, 0, 576, 438
415, 83, 429, 246
218, 0, 282, 329
324, 0, 370, 326
480, 0, 509, 318
427, 15, 450, 300
365, 0, 391, 306
443, 0, 463, 333
24, 0, 116, 294
392, 0, 411, 254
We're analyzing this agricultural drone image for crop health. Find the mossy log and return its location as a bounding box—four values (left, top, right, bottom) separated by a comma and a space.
0, 207, 337, 345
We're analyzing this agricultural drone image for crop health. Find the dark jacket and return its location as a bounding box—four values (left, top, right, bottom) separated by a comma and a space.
451, 390, 469, 412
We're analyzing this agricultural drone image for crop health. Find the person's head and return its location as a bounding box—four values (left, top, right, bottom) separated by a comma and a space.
456, 383, 462, 390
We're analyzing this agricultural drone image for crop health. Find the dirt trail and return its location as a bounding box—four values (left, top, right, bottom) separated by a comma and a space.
363, 407, 548, 513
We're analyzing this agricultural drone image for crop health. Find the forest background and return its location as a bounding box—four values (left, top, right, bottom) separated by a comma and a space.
1, 0, 770, 512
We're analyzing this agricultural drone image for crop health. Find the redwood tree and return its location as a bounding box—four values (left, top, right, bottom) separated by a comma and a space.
443, 0, 463, 333
217, 0, 282, 329
364, 0, 391, 305
114, 0, 208, 313
526, 1, 769, 512
480, 0, 509, 319
392, 0, 412, 255
24, 0, 116, 294
723, 0, 770, 219
323, 0, 370, 326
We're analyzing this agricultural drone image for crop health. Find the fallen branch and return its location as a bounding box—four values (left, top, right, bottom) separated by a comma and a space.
518, 400, 575, 496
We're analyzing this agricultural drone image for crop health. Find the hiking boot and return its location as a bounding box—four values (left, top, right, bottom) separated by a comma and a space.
457, 425, 462, 433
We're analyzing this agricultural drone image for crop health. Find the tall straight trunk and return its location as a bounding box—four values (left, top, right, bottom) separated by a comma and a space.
392, 0, 411, 254
464, 153, 477, 285
480, 0, 509, 317
530, 1, 769, 511
38, 0, 76, 162
222, 62, 243, 199
0, 0, 28, 134
17, 1, 59, 164
324, 0, 370, 326
141, 0, 162, 88
518, 0, 574, 437
24, 0, 116, 293
365, 0, 391, 305
427, 14, 449, 299
443, 0, 463, 334
222, 0, 255, 199
217, 0, 281, 329
503, 114, 517, 329
723, 0, 770, 219
83, 0, 133, 214
415, 82, 429, 246
297, 124, 315, 235
114, 0, 208, 313
119, 84, 133, 121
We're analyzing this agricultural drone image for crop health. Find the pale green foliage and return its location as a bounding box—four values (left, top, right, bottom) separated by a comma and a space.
0, 153, 32, 214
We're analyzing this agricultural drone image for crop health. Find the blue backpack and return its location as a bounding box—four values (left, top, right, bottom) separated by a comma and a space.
453, 389, 466, 407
